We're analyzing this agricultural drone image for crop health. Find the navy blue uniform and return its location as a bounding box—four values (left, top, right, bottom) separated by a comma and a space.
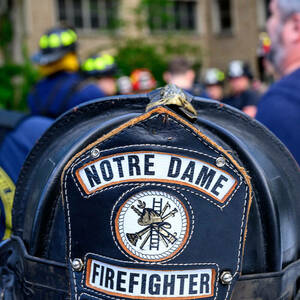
0, 116, 53, 183
223, 89, 259, 110
256, 68, 300, 165
187, 84, 210, 99
0, 116, 53, 240
28, 71, 105, 118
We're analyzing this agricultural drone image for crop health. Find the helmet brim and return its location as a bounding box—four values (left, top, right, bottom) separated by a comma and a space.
83, 65, 118, 78
31, 49, 68, 66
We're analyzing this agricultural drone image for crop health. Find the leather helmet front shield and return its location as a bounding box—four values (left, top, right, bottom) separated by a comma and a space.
62, 106, 252, 300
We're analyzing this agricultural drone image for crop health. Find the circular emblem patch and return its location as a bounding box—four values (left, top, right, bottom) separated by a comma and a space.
115, 190, 190, 262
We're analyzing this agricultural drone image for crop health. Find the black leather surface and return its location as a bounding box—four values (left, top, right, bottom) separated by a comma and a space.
10, 89, 300, 299
2, 236, 299, 299
0, 236, 68, 299
62, 106, 251, 299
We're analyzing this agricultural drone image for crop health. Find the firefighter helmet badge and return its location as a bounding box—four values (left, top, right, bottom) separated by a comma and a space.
114, 190, 191, 262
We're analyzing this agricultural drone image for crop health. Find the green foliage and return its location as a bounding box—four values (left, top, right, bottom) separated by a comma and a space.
114, 0, 203, 86
115, 37, 202, 86
18, 59, 40, 111
0, 14, 13, 59
115, 39, 167, 85
139, 0, 175, 31
162, 38, 202, 58
0, 14, 39, 111
0, 64, 21, 109
0, 62, 39, 111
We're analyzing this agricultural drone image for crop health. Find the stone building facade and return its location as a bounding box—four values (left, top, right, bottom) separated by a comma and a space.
17, 0, 270, 75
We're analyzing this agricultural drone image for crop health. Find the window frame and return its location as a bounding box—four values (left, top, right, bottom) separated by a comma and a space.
54, 0, 119, 33
256, 0, 270, 30
211, 0, 235, 36
146, 0, 201, 35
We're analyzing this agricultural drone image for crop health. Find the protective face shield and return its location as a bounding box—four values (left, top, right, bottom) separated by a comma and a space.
0, 85, 299, 300
32, 27, 78, 66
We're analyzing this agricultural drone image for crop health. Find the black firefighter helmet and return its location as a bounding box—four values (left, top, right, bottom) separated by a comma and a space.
81, 53, 117, 78
204, 68, 226, 86
32, 26, 78, 66
0, 85, 299, 299
227, 60, 254, 80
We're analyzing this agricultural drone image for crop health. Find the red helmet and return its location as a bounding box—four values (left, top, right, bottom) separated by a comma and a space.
130, 69, 156, 92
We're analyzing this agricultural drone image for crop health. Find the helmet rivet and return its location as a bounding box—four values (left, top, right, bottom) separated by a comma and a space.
72, 258, 83, 272
216, 156, 226, 168
220, 271, 233, 284
91, 148, 100, 158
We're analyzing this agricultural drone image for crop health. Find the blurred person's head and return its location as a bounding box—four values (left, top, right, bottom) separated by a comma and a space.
227, 60, 253, 94
267, 0, 300, 75
81, 53, 117, 96
258, 32, 272, 57
32, 26, 79, 76
264, 47, 280, 80
117, 76, 133, 95
163, 57, 195, 90
203, 68, 225, 101
130, 69, 156, 94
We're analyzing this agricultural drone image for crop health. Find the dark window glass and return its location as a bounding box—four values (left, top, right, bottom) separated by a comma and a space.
90, 0, 99, 28
56, 0, 119, 30
174, 1, 181, 30
217, 0, 232, 31
148, 0, 196, 32
73, 0, 83, 28
106, 0, 119, 30
57, 0, 67, 21
187, 1, 196, 29
265, 0, 271, 18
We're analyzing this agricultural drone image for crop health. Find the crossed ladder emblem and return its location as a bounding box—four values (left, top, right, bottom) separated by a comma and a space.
126, 198, 178, 251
